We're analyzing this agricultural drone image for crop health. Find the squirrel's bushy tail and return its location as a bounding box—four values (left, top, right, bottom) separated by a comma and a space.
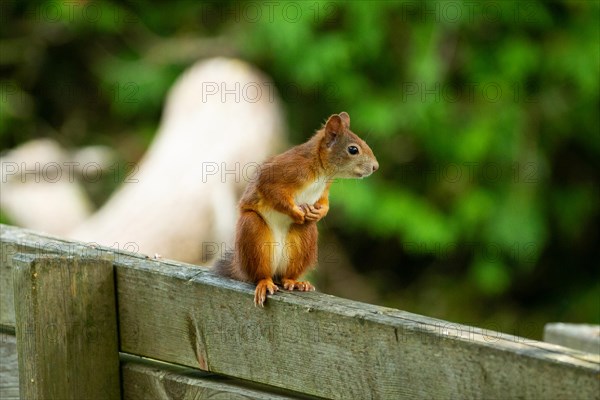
213, 250, 235, 278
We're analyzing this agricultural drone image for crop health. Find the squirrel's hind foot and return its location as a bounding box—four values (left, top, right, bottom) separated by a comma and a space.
282, 279, 315, 292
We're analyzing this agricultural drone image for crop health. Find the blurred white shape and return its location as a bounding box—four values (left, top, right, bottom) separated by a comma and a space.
0, 139, 94, 235
71, 58, 285, 263
1, 58, 285, 264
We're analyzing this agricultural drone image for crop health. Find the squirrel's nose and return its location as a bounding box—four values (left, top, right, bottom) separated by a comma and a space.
372, 162, 379, 172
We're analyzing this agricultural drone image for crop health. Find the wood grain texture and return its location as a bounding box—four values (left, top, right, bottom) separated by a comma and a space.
121, 355, 316, 399
12, 253, 120, 399
1, 334, 313, 400
0, 333, 19, 400
2, 224, 599, 399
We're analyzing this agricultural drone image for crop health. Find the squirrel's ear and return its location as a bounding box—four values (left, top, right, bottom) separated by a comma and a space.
338, 111, 350, 128
324, 114, 343, 147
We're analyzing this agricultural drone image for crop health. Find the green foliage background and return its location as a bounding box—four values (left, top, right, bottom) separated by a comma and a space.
1, 1, 598, 337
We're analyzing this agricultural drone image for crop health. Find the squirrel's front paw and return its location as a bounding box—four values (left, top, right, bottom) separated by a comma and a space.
303, 204, 328, 222
254, 279, 279, 307
292, 205, 306, 224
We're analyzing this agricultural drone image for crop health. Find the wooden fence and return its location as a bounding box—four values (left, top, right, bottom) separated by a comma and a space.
0, 224, 598, 399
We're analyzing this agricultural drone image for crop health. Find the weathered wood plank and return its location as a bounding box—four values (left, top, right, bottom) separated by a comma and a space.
121, 355, 316, 399
0, 332, 19, 400
1, 224, 599, 399
0, 333, 309, 400
12, 253, 120, 399
116, 266, 600, 399
544, 323, 600, 354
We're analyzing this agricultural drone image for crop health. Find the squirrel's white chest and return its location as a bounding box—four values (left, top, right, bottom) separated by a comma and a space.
261, 177, 326, 276
294, 177, 327, 205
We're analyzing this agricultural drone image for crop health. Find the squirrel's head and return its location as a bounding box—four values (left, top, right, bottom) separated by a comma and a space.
319, 112, 379, 179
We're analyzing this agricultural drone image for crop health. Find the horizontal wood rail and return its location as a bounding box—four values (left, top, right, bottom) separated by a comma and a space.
1, 224, 598, 399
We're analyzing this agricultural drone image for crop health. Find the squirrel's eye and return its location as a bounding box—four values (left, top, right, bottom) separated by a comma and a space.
348, 145, 359, 155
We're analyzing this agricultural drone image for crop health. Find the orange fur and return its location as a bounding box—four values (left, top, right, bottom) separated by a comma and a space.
233, 211, 273, 282
214, 112, 378, 306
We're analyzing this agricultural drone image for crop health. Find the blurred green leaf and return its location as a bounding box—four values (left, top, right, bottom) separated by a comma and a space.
470, 258, 511, 296
2, 0, 598, 336
485, 189, 546, 268
552, 185, 599, 242
331, 181, 456, 247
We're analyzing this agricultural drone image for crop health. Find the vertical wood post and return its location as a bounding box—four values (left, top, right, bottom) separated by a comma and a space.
12, 254, 120, 399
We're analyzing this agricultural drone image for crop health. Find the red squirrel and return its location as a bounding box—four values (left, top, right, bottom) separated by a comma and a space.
214, 112, 379, 306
